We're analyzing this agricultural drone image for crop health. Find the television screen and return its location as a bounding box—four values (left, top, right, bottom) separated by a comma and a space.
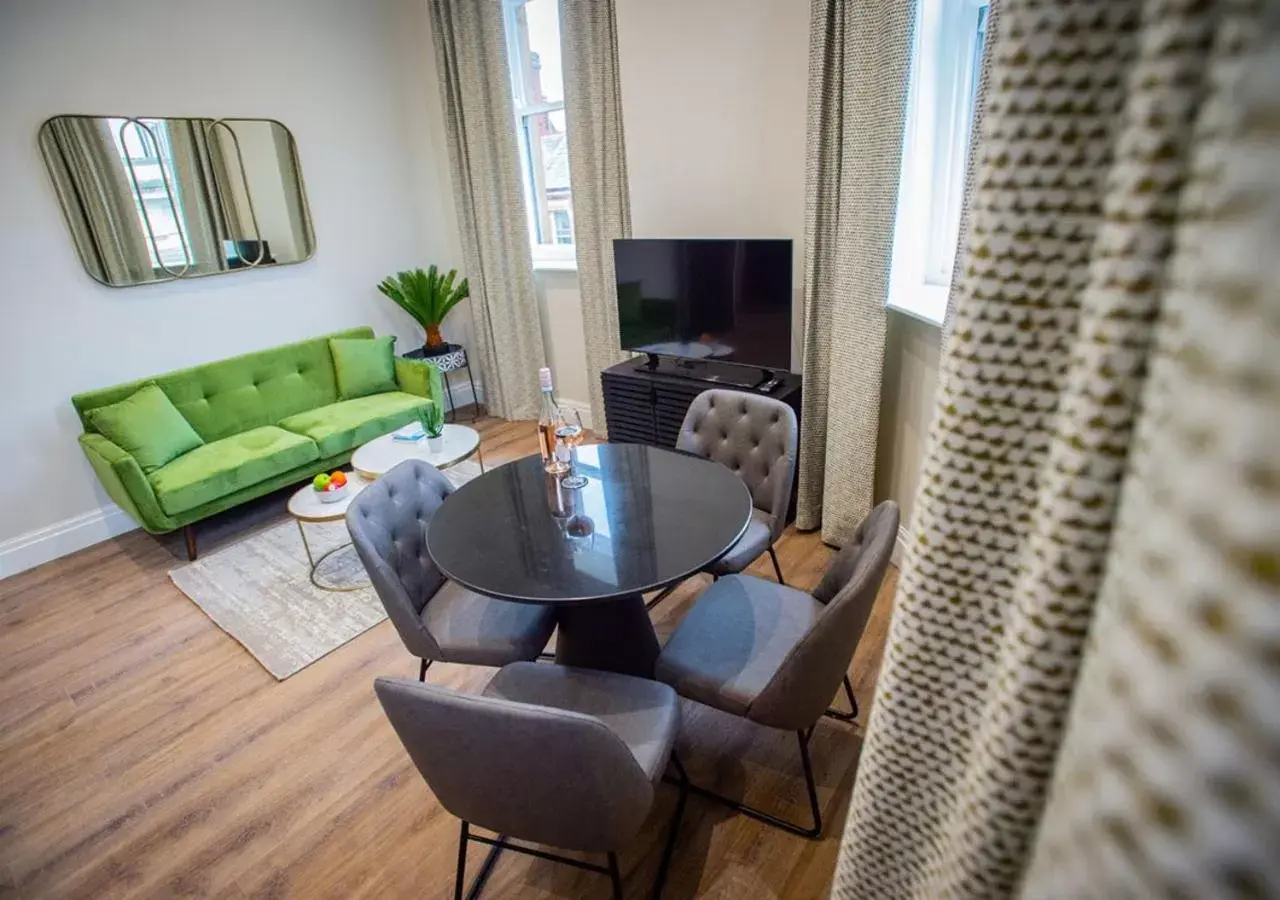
613, 238, 793, 371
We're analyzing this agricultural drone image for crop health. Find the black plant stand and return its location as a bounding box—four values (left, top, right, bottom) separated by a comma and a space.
403, 343, 479, 422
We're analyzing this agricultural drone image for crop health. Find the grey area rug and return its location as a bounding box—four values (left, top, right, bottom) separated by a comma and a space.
170, 460, 483, 679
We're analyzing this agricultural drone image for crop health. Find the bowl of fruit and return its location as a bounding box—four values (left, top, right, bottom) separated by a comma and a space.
313, 470, 350, 503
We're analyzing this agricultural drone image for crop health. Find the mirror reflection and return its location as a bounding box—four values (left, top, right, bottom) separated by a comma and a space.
39, 115, 314, 287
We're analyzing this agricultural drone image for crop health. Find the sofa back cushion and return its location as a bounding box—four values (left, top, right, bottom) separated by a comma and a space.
72, 327, 374, 443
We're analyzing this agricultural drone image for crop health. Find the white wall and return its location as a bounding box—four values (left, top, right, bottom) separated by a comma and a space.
616, 0, 810, 369
0, 0, 457, 575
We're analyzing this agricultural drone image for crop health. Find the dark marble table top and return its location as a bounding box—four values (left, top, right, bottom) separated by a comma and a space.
427, 443, 751, 603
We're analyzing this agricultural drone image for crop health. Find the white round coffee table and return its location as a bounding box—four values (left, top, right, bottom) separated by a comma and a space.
351, 423, 484, 481
286, 472, 371, 592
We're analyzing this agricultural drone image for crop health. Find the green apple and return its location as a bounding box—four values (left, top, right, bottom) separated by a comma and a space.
313, 473, 331, 491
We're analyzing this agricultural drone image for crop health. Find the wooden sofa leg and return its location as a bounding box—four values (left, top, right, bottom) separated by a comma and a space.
184, 525, 198, 562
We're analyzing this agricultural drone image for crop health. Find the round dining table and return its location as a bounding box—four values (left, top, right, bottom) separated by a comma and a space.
426, 442, 752, 677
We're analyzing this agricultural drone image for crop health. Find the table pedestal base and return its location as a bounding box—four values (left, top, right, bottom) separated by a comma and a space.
554, 595, 660, 678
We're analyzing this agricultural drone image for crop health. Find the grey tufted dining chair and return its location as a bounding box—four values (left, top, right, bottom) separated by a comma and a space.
346, 459, 555, 680
675, 389, 798, 583
654, 501, 898, 838
375, 663, 688, 899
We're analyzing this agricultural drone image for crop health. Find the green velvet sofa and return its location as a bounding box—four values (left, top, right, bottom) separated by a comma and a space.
72, 326, 444, 558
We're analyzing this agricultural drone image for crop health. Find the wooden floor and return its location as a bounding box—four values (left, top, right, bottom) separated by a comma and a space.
0, 414, 898, 900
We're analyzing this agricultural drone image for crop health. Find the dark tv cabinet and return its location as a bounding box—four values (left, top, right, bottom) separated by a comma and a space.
601, 356, 803, 467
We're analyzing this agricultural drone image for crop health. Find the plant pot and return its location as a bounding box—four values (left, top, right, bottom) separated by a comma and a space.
427, 434, 444, 452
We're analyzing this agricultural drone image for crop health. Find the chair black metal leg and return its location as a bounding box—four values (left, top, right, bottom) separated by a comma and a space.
664, 732, 822, 839
419, 658, 431, 682
455, 821, 469, 900
824, 675, 859, 722
767, 545, 785, 584
453, 823, 621, 898
607, 852, 623, 900
645, 584, 677, 612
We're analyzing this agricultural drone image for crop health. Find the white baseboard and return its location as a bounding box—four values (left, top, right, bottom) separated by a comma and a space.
0, 503, 138, 579
892, 524, 910, 568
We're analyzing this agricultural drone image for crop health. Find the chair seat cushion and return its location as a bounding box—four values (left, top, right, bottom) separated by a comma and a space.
655, 574, 823, 717
484, 662, 679, 783
149, 426, 319, 516
422, 581, 556, 667
278, 391, 430, 457
706, 507, 774, 576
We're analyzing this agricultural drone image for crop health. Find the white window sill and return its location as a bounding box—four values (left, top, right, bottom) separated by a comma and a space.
532, 256, 578, 272
886, 298, 944, 328
885, 280, 947, 329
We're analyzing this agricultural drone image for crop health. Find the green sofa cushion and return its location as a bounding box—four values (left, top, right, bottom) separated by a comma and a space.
330, 336, 397, 400
149, 426, 319, 516
278, 391, 430, 458
84, 383, 205, 474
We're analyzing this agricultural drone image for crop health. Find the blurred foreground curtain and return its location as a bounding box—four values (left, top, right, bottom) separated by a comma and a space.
834, 3, 1280, 898
561, 0, 632, 434
427, 0, 547, 420
798, 0, 914, 544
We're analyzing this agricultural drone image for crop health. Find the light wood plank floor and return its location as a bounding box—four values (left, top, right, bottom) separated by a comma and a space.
0, 415, 897, 900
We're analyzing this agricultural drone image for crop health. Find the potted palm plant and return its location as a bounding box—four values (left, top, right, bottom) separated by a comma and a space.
377, 265, 469, 353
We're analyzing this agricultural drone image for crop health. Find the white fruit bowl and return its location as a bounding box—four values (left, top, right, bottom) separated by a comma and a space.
316, 483, 349, 503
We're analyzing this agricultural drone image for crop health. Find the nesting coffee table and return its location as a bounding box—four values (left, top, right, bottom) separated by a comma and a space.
350, 423, 484, 480
287, 423, 483, 591
286, 472, 372, 592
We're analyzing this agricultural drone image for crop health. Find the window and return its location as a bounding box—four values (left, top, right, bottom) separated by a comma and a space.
503, 0, 575, 265
551, 209, 573, 245
110, 118, 192, 271
887, 0, 989, 325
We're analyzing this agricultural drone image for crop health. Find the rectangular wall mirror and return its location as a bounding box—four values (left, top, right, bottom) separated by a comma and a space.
39, 115, 315, 287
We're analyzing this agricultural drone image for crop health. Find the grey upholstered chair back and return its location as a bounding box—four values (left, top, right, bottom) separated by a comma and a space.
749, 501, 900, 731
374, 676, 656, 852
676, 389, 798, 542
346, 460, 453, 660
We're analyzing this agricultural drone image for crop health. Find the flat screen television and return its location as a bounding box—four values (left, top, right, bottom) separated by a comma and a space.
613, 238, 793, 371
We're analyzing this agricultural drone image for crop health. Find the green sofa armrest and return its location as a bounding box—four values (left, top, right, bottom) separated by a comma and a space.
394, 357, 446, 411
79, 432, 175, 533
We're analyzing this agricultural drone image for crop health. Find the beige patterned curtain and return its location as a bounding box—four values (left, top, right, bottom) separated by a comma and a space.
40, 117, 151, 286
798, 0, 914, 544
834, 2, 1279, 897
560, 0, 632, 434
428, 0, 548, 420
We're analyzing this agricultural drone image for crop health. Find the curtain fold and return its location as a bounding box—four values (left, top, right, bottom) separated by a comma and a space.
41, 117, 151, 286
833, 2, 1276, 897
560, 0, 632, 434
167, 120, 229, 274
797, 0, 914, 544
427, 0, 547, 420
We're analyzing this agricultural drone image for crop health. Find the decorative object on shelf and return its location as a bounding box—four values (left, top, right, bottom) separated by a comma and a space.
419, 403, 445, 451
403, 343, 478, 423
376, 265, 469, 351
38, 115, 313, 287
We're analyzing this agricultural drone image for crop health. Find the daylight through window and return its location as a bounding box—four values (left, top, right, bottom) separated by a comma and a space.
503, 0, 575, 262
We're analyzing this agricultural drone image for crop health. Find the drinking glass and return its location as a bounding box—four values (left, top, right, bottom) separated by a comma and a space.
555, 410, 588, 489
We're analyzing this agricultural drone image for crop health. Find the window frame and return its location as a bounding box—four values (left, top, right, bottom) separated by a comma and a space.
502, 0, 577, 268
886, 0, 989, 326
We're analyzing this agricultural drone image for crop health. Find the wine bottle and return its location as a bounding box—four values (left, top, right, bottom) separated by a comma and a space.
536, 367, 570, 474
